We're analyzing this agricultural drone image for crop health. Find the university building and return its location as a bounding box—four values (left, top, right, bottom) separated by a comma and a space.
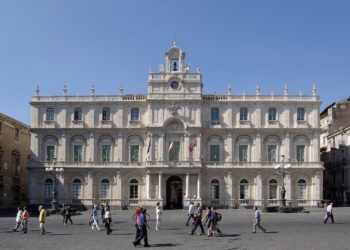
27, 43, 323, 209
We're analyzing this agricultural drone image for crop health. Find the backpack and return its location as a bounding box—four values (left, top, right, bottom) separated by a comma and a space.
216, 213, 222, 221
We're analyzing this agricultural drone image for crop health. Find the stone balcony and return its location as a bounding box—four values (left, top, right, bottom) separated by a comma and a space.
129, 120, 141, 128
44, 120, 56, 128
296, 120, 309, 128
99, 120, 112, 128
71, 120, 83, 128
239, 120, 251, 128
267, 120, 280, 128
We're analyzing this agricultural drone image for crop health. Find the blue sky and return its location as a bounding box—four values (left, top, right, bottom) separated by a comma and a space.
1, 0, 350, 125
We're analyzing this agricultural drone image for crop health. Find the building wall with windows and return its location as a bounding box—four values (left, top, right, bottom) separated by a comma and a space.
0, 113, 30, 207
27, 44, 323, 209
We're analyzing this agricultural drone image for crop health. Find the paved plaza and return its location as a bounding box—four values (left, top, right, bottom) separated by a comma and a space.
0, 207, 349, 250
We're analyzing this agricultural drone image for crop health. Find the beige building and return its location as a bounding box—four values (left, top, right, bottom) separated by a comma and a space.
27, 43, 323, 210
0, 113, 30, 207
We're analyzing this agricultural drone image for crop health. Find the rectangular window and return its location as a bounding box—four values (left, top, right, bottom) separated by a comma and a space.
130, 185, 138, 199
269, 185, 277, 199
131, 145, 139, 162
240, 108, 248, 121
74, 108, 82, 121
169, 142, 180, 162
210, 145, 220, 161
297, 185, 306, 199
268, 108, 277, 120
15, 128, 19, 140
296, 145, 305, 162
45, 184, 53, 198
73, 185, 82, 199
13, 158, 19, 175
101, 185, 110, 198
211, 108, 219, 121
131, 108, 139, 121
297, 108, 305, 121
102, 145, 111, 162
46, 108, 54, 121
210, 185, 219, 199
268, 145, 277, 162
102, 108, 110, 121
47, 146, 55, 162
240, 185, 249, 199
239, 145, 248, 163
74, 145, 83, 162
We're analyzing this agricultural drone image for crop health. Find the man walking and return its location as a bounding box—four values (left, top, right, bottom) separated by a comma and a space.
185, 202, 195, 226
133, 208, 151, 247
38, 205, 47, 235
104, 208, 113, 235
12, 207, 23, 232
324, 202, 335, 224
188, 203, 205, 235
89, 205, 101, 231
252, 206, 266, 233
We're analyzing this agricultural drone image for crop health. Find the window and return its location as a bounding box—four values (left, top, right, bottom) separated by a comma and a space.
74, 108, 82, 121
14, 128, 19, 140
130, 145, 139, 162
297, 179, 306, 199
13, 158, 19, 175
74, 145, 83, 162
101, 179, 110, 198
131, 108, 139, 121
239, 145, 248, 163
46, 108, 54, 121
268, 108, 277, 121
47, 146, 55, 162
210, 179, 220, 199
73, 179, 82, 199
211, 108, 219, 121
240, 108, 248, 120
102, 108, 110, 121
129, 179, 138, 199
169, 142, 180, 162
102, 145, 111, 162
210, 145, 220, 161
268, 145, 277, 163
269, 179, 278, 199
240, 179, 249, 199
45, 179, 53, 198
296, 145, 305, 162
297, 108, 305, 121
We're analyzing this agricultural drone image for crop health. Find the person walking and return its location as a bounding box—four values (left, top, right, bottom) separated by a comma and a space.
22, 206, 29, 234
324, 202, 335, 224
65, 206, 73, 225
208, 206, 219, 237
188, 203, 205, 236
156, 202, 162, 230
12, 207, 23, 232
134, 207, 142, 242
89, 205, 101, 231
252, 206, 266, 233
38, 205, 47, 235
88, 205, 98, 226
104, 209, 113, 235
185, 202, 195, 226
60, 204, 66, 225
100, 204, 105, 224
105, 202, 110, 212
133, 208, 151, 247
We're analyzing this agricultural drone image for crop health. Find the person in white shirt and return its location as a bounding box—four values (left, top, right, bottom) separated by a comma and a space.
12, 207, 24, 232
186, 202, 195, 226
104, 208, 113, 234
324, 202, 335, 224
156, 202, 162, 230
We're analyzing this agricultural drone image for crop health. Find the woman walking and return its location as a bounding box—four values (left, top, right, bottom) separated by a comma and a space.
133, 208, 151, 247
134, 206, 142, 240
156, 202, 162, 230
89, 205, 100, 231
12, 207, 23, 232
208, 206, 218, 237
65, 206, 73, 224
104, 208, 113, 235
22, 207, 29, 234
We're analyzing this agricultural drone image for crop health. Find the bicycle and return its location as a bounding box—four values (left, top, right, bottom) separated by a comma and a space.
133, 213, 150, 221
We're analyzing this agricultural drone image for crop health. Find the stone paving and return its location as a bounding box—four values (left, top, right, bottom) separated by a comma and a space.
0, 207, 349, 250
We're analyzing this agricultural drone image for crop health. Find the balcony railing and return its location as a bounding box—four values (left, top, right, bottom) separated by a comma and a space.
338, 139, 346, 147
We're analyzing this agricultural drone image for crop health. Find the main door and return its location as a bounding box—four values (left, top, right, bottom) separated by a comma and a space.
165, 176, 183, 209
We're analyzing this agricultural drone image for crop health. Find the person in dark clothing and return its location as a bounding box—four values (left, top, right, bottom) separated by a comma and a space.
65, 206, 73, 224
133, 208, 151, 247
188, 203, 205, 235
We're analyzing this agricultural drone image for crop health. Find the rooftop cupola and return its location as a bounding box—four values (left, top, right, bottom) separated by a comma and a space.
164, 42, 186, 72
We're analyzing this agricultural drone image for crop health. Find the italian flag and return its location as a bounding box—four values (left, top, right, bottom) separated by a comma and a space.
168, 140, 174, 153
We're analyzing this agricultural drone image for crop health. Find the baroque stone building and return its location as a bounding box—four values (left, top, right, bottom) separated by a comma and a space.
27, 43, 323, 209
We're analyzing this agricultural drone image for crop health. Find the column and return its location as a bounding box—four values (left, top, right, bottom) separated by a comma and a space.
146, 173, 150, 199
255, 172, 263, 206
89, 132, 95, 162
116, 172, 122, 207
87, 172, 94, 206
255, 132, 261, 162
185, 134, 190, 161
158, 173, 162, 199
186, 173, 189, 199
285, 132, 290, 161
196, 135, 201, 162
159, 134, 164, 161
227, 133, 232, 162
60, 132, 66, 161
197, 173, 201, 199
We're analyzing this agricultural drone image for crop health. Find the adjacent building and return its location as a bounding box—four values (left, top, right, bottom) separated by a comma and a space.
27, 43, 323, 209
0, 113, 30, 208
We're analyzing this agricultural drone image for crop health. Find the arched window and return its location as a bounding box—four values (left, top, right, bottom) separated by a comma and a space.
297, 108, 305, 121
73, 179, 82, 200
129, 179, 138, 199
240, 179, 249, 199
102, 108, 110, 121
74, 108, 82, 121
297, 179, 307, 199
268, 108, 277, 121
211, 108, 219, 121
269, 179, 278, 199
240, 108, 248, 121
210, 179, 220, 199
101, 179, 110, 198
46, 108, 54, 121
45, 179, 53, 199
131, 108, 139, 121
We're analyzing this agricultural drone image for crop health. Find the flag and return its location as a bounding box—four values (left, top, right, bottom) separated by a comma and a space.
188, 139, 197, 152
147, 139, 151, 153
168, 140, 174, 153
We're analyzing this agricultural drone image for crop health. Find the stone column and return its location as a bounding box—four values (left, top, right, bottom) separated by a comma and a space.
185, 134, 190, 161
87, 172, 94, 206
227, 133, 232, 162
60, 132, 66, 162
159, 134, 164, 161
89, 132, 95, 162
197, 173, 201, 199
285, 132, 290, 161
158, 173, 162, 199
186, 173, 189, 199
255, 133, 261, 162
255, 172, 263, 206
116, 172, 122, 207
146, 173, 150, 199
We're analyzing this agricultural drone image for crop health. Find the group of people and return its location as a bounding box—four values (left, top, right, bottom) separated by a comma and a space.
11, 206, 29, 234
88, 203, 113, 234
59, 204, 73, 225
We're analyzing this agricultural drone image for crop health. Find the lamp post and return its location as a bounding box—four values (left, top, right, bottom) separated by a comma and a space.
45, 158, 64, 211
274, 155, 291, 207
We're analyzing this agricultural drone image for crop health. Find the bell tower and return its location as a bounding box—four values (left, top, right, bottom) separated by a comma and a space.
165, 42, 186, 72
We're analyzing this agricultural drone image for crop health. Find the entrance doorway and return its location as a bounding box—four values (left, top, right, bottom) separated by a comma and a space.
166, 176, 183, 209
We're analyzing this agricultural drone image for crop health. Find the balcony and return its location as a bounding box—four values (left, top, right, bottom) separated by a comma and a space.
129, 120, 141, 128
338, 139, 346, 147
239, 120, 251, 128
100, 120, 112, 128
44, 120, 56, 128
267, 120, 280, 128
209, 120, 221, 128
71, 120, 83, 128
296, 120, 308, 128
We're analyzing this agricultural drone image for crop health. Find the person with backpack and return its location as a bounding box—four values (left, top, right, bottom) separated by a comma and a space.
207, 206, 219, 237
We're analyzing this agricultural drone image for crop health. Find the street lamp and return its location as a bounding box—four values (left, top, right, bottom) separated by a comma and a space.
274, 155, 291, 207
45, 158, 64, 210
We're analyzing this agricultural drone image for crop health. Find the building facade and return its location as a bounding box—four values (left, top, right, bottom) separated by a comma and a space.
320, 98, 350, 205
27, 43, 323, 209
0, 113, 30, 207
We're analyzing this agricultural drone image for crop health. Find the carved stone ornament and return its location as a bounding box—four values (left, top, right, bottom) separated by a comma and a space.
167, 102, 182, 116
171, 122, 178, 130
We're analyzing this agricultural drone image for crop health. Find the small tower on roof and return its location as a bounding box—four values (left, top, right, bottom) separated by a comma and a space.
164, 42, 186, 72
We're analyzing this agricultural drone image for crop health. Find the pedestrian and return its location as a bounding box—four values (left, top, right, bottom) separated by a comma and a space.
100, 204, 105, 224
60, 204, 66, 225
89, 205, 100, 231
22, 206, 29, 234
134, 207, 142, 241
156, 202, 162, 230
65, 206, 73, 224
38, 205, 47, 235
133, 208, 151, 247
208, 206, 219, 237
12, 207, 23, 232
104, 208, 113, 235
324, 202, 335, 224
252, 206, 266, 233
105, 202, 110, 212
88, 204, 98, 226
188, 203, 205, 235
185, 202, 195, 226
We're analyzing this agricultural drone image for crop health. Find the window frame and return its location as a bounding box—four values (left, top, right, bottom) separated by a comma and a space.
210, 145, 220, 162
74, 108, 83, 121
46, 108, 55, 121
268, 179, 278, 199
74, 145, 83, 162
210, 179, 220, 199
297, 108, 305, 121
129, 179, 139, 199
73, 179, 82, 199
131, 108, 139, 121
211, 108, 219, 121
102, 108, 111, 121
240, 108, 248, 121
169, 141, 180, 162
100, 179, 110, 199
268, 107, 277, 121
102, 145, 111, 162
297, 179, 307, 199
44, 179, 53, 199
239, 179, 249, 199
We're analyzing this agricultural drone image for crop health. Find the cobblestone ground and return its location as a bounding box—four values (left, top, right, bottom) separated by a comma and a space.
0, 207, 349, 250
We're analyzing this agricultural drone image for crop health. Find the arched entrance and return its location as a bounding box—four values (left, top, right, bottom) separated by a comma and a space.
166, 176, 183, 209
